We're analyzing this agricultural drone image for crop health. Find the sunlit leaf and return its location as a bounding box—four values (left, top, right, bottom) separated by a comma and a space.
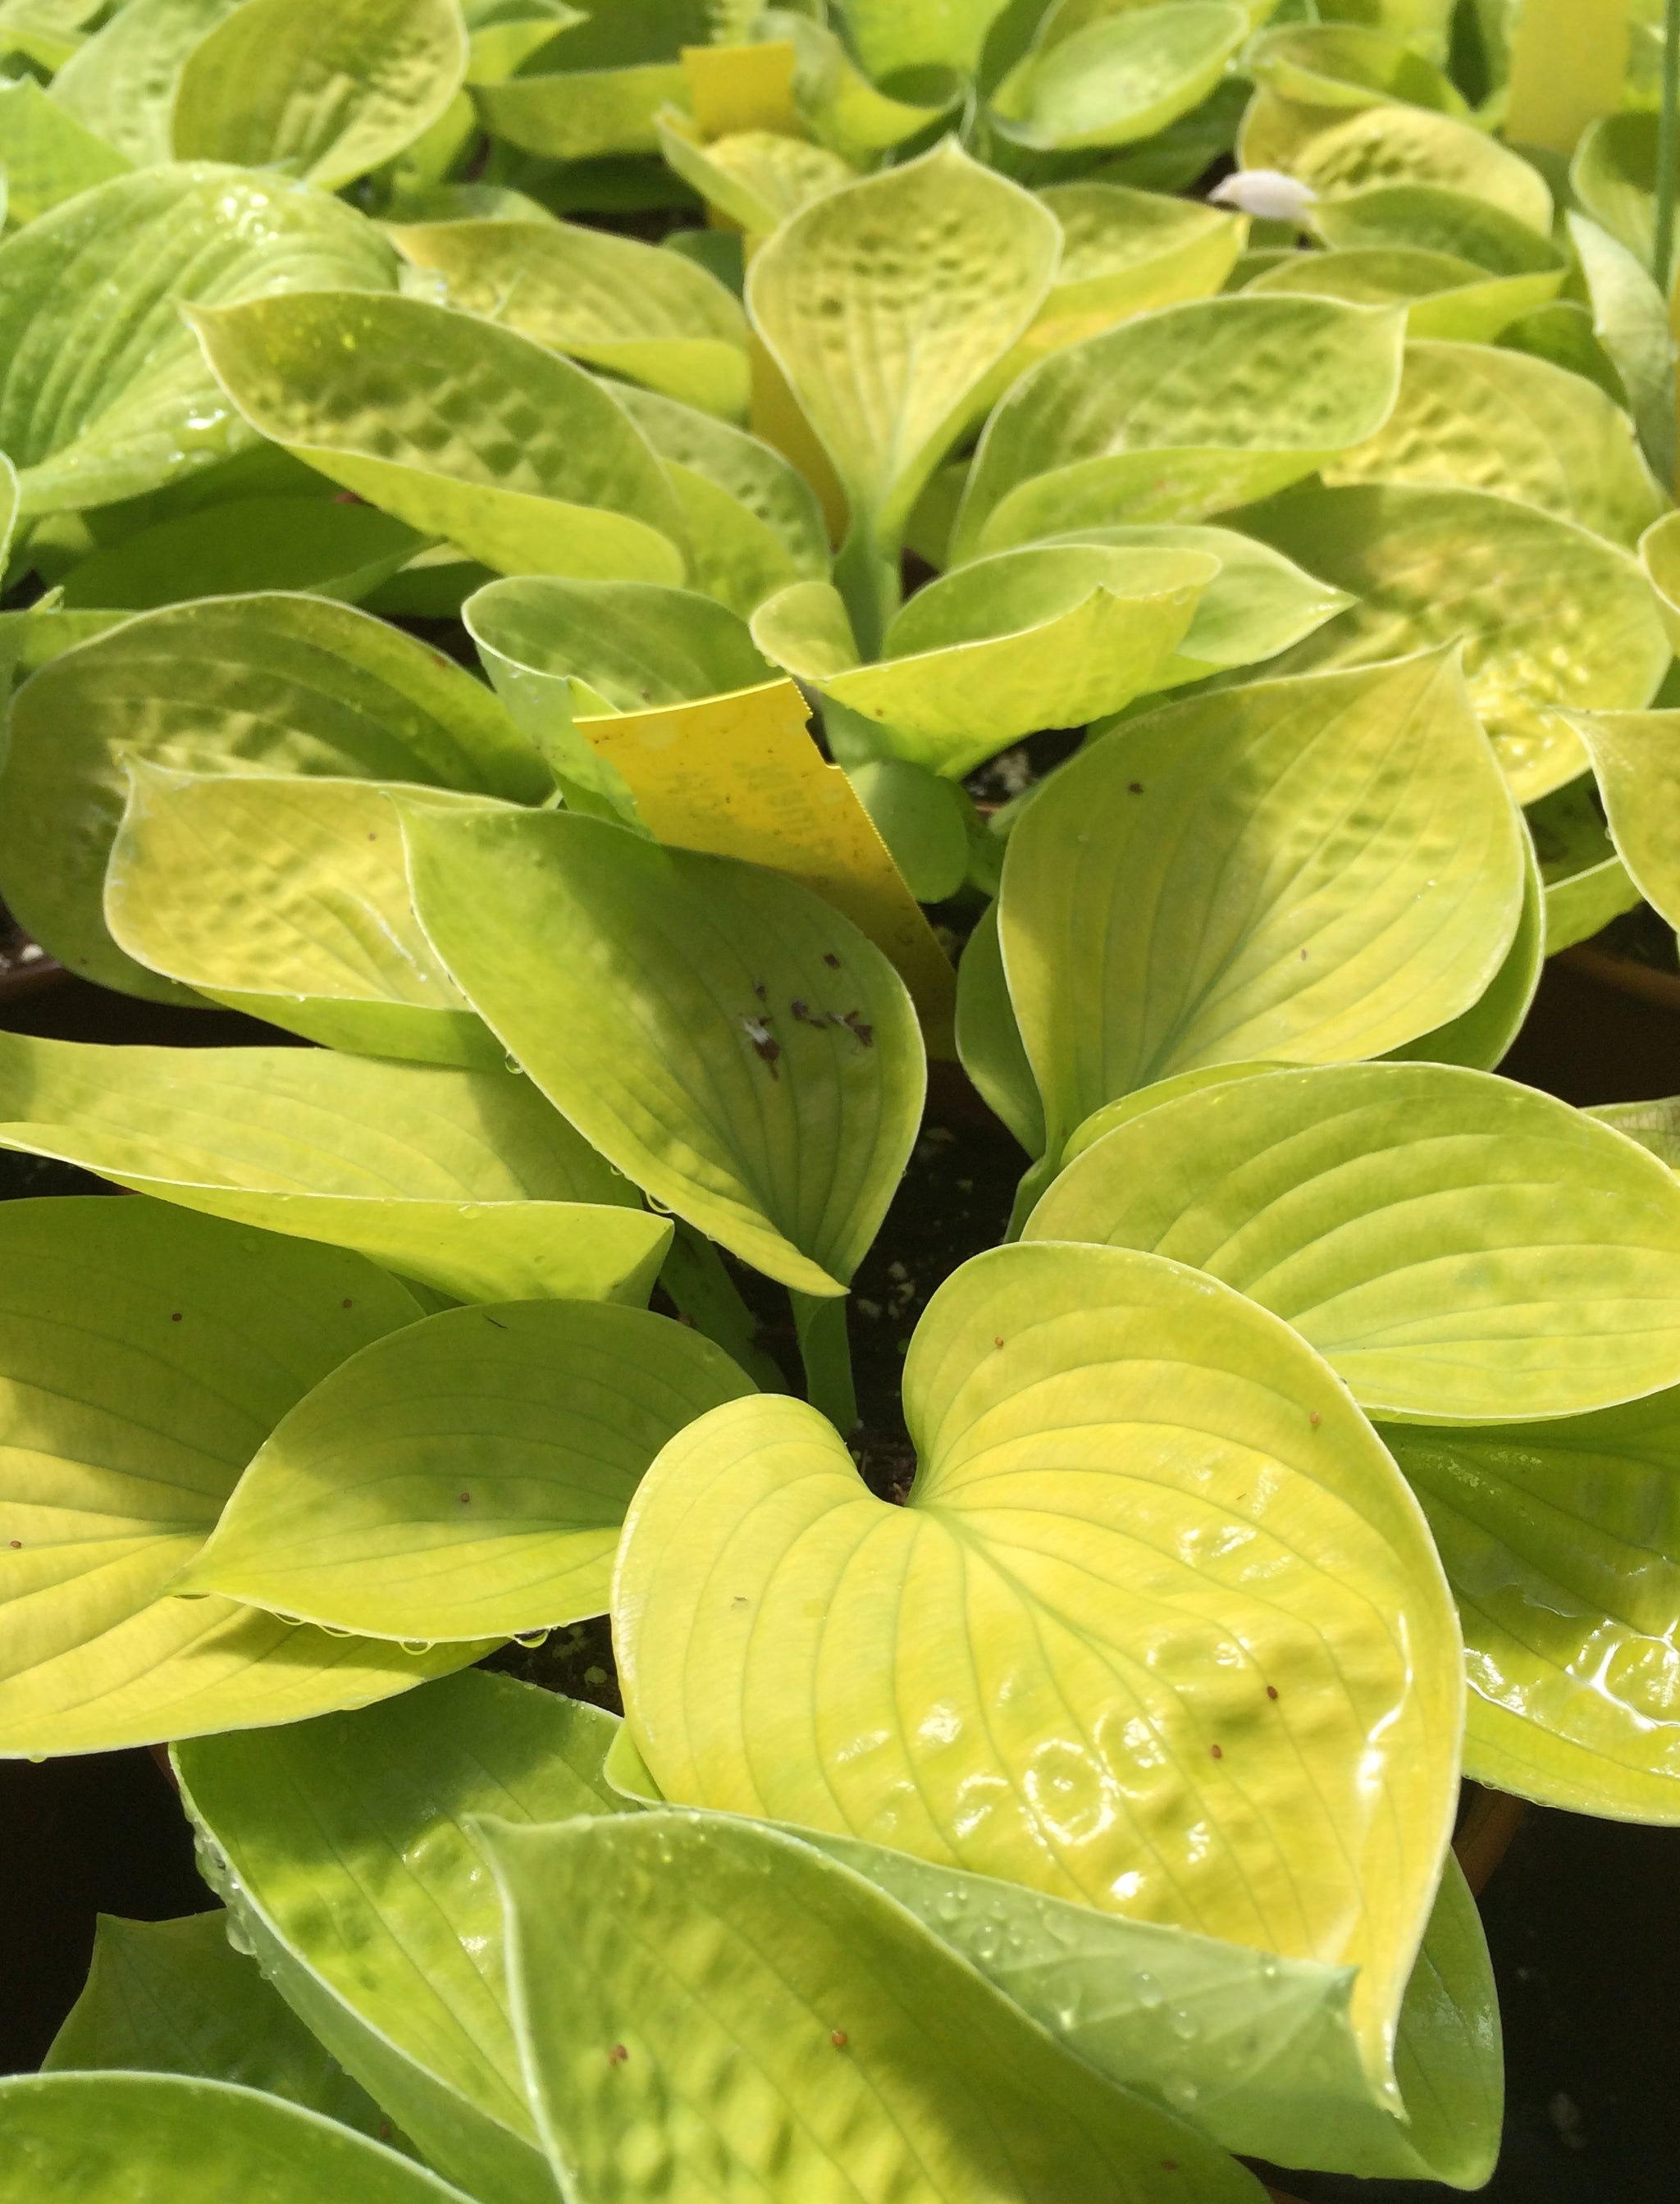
473, 58, 689, 160
489, 1808, 1266, 2202
44, 1912, 386, 2139
175, 1672, 632, 2204
1243, 21, 1466, 112
0, 1197, 486, 1759
602, 1725, 1500, 2188
1244, 244, 1564, 344
0, 165, 396, 519
0, 591, 547, 1000
1323, 340, 1666, 547
1237, 483, 1670, 802
656, 115, 856, 232
747, 139, 1059, 634
1239, 94, 1554, 226
0, 1028, 667, 1307
171, 0, 468, 189
991, 2, 1249, 153
1029, 1061, 1680, 1421
180, 1302, 753, 1640
953, 294, 1405, 559
393, 217, 749, 421
0, 2075, 476, 2204
769, 5, 960, 162
616, 1239, 1461, 2079
751, 544, 1215, 777
1386, 1393, 1680, 1821
1386, 819, 1545, 1069
1573, 707, 1680, 934
1000, 651, 1524, 1160
191, 290, 688, 582
403, 805, 925, 1295
838, 0, 1013, 78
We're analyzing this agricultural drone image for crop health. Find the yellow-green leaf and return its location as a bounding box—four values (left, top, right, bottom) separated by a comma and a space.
1524, 772, 1641, 955
991, 2, 1249, 152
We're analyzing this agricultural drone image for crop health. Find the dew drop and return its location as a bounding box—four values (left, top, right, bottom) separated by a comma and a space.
1134, 1971, 1164, 2011
1164, 2073, 1199, 2110
1170, 2006, 1201, 2042
514, 1627, 550, 1650
224, 1914, 256, 1958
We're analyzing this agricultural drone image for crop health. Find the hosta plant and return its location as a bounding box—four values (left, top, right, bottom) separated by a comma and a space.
2, 0, 1680, 2197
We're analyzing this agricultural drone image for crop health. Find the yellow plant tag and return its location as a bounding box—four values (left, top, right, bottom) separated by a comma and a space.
576, 678, 957, 1055
1504, 0, 1629, 154
680, 40, 801, 138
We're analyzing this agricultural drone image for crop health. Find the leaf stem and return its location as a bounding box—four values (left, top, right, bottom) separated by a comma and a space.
792, 1290, 857, 1434
1656, 0, 1680, 289
833, 525, 901, 661
659, 1224, 785, 1393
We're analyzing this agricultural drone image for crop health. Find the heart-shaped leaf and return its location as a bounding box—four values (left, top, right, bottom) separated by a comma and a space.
175, 1672, 632, 2204
746, 139, 1059, 639
992, 1, 1249, 151
1323, 340, 1668, 547
0, 592, 546, 1001
751, 544, 1215, 778
1573, 708, 1680, 930
1027, 1061, 1680, 1422
191, 290, 688, 582
0, 2075, 477, 2204
1239, 95, 1553, 227
48, 0, 244, 166
180, 1301, 754, 1640
0, 1029, 666, 1306
487, 1808, 1265, 2204
999, 651, 1524, 1160
171, 0, 468, 189
952, 294, 1405, 559
1384, 1393, 1680, 1821
1524, 772, 1641, 954
601, 1727, 1501, 2187
1237, 483, 1670, 802
616, 1239, 1461, 2078
403, 805, 925, 1296
609, 380, 833, 615
0, 165, 395, 518
393, 216, 749, 421
0, 75, 130, 225
0, 1197, 486, 1758
55, 498, 423, 612
44, 1912, 386, 2138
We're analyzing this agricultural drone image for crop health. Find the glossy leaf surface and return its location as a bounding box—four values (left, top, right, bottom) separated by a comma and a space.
192, 290, 687, 582
1239, 484, 1670, 801
183, 1302, 753, 1640
0, 1031, 664, 1307
0, 165, 395, 518
616, 1240, 1461, 2077
1029, 1062, 1680, 1422
1386, 1395, 1680, 1821
0, 75, 130, 225
490, 1809, 1265, 2204
1001, 653, 1523, 1157
0, 1198, 482, 1758
48, 0, 244, 166
395, 217, 748, 420
404, 805, 925, 1295
955, 294, 1405, 557
176, 1674, 631, 2204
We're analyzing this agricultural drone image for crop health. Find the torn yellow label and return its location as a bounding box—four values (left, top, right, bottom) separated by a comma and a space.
576, 678, 956, 1054
681, 40, 801, 138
